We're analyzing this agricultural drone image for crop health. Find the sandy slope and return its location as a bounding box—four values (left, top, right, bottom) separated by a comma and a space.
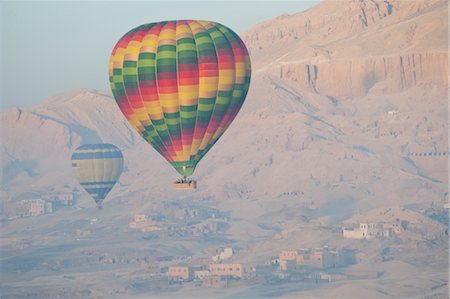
1, 0, 448, 298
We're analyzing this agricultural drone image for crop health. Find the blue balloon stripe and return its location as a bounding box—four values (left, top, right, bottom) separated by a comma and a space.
71, 151, 123, 160
77, 143, 119, 150
80, 181, 118, 186
85, 187, 113, 200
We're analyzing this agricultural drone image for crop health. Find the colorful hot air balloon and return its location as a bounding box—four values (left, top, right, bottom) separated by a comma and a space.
71, 144, 124, 207
109, 20, 251, 187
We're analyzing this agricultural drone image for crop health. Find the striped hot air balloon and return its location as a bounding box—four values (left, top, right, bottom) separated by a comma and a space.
71, 144, 124, 207
109, 20, 251, 181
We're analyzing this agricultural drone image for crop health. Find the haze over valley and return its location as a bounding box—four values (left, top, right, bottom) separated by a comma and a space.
1, 0, 448, 298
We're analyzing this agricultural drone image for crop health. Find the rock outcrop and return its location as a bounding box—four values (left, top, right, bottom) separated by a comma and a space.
243, 0, 447, 99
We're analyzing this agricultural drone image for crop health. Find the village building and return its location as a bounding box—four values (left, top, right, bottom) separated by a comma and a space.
9, 199, 53, 218
42, 190, 75, 206
212, 247, 233, 262
129, 214, 162, 232
279, 250, 298, 261
15, 201, 32, 218
134, 214, 147, 222
202, 275, 228, 288
56, 192, 74, 205
342, 222, 402, 239
279, 247, 340, 271
194, 270, 210, 280
342, 227, 366, 239
168, 265, 192, 282
296, 247, 339, 269
28, 199, 45, 216
279, 259, 296, 271
209, 263, 243, 278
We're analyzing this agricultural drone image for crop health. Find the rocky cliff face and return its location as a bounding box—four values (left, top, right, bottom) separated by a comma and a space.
243, 0, 447, 99
274, 52, 447, 98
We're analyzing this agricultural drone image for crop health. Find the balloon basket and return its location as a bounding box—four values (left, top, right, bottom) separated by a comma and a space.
174, 179, 197, 190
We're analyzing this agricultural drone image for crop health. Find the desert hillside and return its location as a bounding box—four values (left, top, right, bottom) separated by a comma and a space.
1, 1, 448, 298
244, 0, 447, 98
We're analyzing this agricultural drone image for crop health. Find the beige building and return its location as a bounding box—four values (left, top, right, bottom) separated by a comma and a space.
168, 266, 191, 281
343, 222, 401, 239
29, 199, 45, 216
279, 250, 298, 261
295, 250, 323, 268
18, 199, 49, 217
194, 270, 210, 280
202, 275, 228, 288
56, 193, 74, 205
129, 214, 161, 232
342, 227, 366, 239
42, 192, 74, 205
140, 225, 162, 233
279, 247, 339, 270
279, 259, 296, 271
297, 248, 339, 269
134, 214, 148, 222
209, 263, 243, 278
212, 247, 233, 262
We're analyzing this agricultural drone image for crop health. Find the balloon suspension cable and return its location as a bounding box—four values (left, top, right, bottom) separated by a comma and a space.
96, 203, 103, 210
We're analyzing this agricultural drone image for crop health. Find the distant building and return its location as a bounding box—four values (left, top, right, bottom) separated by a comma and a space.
279, 247, 340, 271
209, 263, 243, 278
202, 275, 228, 288
209, 221, 218, 232
296, 249, 323, 268
212, 247, 233, 261
194, 270, 210, 280
134, 214, 148, 222
279, 259, 296, 271
15, 202, 31, 218
270, 258, 280, 266
145, 264, 160, 274
45, 201, 53, 213
342, 222, 401, 239
297, 247, 339, 269
387, 109, 399, 116
56, 193, 74, 205
279, 250, 298, 261
140, 225, 162, 233
342, 228, 366, 239
42, 191, 74, 206
168, 266, 191, 282
129, 215, 161, 232
382, 222, 402, 235
28, 199, 45, 216
20, 199, 51, 217
305, 271, 332, 282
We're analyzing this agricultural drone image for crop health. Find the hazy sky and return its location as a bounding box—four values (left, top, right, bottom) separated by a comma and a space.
1, 1, 320, 110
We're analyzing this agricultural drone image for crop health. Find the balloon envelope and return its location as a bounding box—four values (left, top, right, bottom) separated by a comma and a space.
109, 20, 251, 176
71, 144, 124, 205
